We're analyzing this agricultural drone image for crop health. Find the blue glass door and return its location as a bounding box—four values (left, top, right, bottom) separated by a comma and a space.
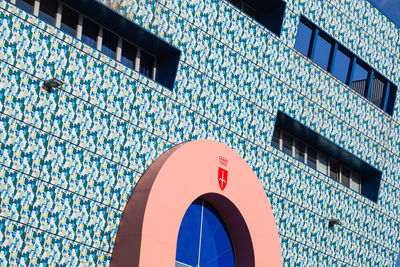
175, 199, 235, 267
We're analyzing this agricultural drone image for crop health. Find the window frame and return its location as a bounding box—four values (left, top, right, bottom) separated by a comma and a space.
12, 0, 159, 83
272, 126, 363, 194
295, 15, 397, 116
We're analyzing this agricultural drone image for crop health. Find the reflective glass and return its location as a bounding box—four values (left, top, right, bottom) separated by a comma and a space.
121, 40, 137, 70
61, 5, 79, 37
295, 140, 305, 163
369, 76, 386, 108
341, 166, 350, 187
294, 21, 313, 57
307, 146, 317, 169
350, 173, 361, 193
176, 199, 202, 266
228, 0, 241, 9
271, 127, 280, 149
140, 51, 155, 79
330, 159, 339, 181
313, 34, 332, 70
317, 153, 328, 175
332, 48, 350, 83
386, 84, 397, 115
38, 0, 58, 25
176, 199, 235, 267
351, 61, 369, 96
15, 0, 34, 14
282, 132, 293, 156
102, 29, 118, 59
82, 17, 99, 48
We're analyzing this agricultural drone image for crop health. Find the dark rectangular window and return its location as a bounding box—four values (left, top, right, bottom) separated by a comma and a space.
295, 140, 305, 163
295, 15, 397, 116
341, 166, 350, 187
385, 84, 397, 115
272, 127, 280, 149
272, 111, 382, 202
313, 34, 332, 71
82, 17, 99, 48
228, 0, 286, 37
307, 146, 317, 169
102, 28, 118, 59
282, 132, 293, 156
38, 0, 58, 25
351, 61, 369, 97
60, 5, 79, 37
329, 159, 339, 181
15, 0, 34, 14
140, 51, 155, 79
121, 40, 137, 70
12, 0, 181, 90
294, 21, 313, 57
332, 48, 351, 83
370, 75, 386, 108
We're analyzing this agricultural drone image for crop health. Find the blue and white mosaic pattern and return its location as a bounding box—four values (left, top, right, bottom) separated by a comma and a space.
0, 0, 400, 265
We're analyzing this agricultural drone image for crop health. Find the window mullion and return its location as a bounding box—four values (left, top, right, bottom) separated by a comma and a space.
347, 57, 356, 85
55, 3, 62, 28
33, 0, 40, 16
304, 144, 308, 165
382, 82, 391, 111
153, 59, 157, 80
328, 42, 337, 73
116, 37, 122, 61
97, 25, 103, 51
309, 28, 319, 60
366, 70, 374, 99
76, 14, 83, 39
135, 48, 141, 72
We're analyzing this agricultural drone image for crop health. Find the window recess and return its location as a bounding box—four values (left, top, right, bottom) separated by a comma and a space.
272, 111, 382, 202
9, 0, 181, 91
227, 0, 286, 37
294, 15, 397, 116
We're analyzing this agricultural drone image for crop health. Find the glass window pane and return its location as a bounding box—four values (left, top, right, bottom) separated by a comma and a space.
271, 128, 280, 149
294, 21, 313, 57
313, 34, 332, 70
82, 17, 99, 48
369, 75, 386, 108
140, 50, 155, 79
307, 146, 317, 169
350, 172, 361, 193
15, 0, 35, 14
282, 132, 293, 156
385, 84, 397, 115
229, 0, 241, 9
295, 140, 305, 163
341, 166, 350, 187
332, 48, 351, 83
121, 40, 137, 70
242, 2, 256, 18
317, 153, 328, 175
38, 0, 58, 25
351, 61, 369, 96
61, 5, 79, 37
329, 159, 339, 181
102, 28, 118, 59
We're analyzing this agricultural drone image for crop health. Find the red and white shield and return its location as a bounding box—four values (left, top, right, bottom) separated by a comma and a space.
218, 167, 228, 191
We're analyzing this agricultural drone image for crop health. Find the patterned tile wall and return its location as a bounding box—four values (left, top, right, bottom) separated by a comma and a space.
0, 0, 400, 265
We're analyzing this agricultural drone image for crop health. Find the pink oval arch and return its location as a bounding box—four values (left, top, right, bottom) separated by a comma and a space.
110, 140, 282, 266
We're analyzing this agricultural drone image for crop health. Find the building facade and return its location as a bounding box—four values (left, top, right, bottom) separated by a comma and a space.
0, 0, 400, 265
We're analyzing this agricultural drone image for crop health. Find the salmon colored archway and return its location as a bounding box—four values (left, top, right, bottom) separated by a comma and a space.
110, 140, 283, 267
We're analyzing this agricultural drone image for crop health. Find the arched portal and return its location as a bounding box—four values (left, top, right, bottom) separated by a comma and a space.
110, 140, 282, 266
